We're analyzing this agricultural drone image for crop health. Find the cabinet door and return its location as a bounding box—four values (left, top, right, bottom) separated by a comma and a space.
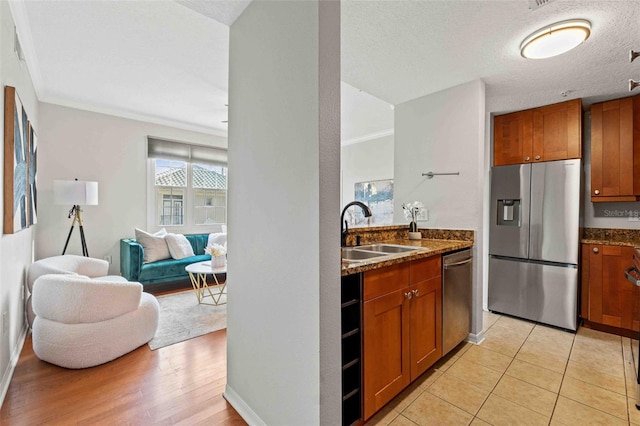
409, 256, 442, 379
587, 244, 638, 331
410, 275, 442, 379
363, 288, 410, 420
591, 98, 635, 201
532, 98, 582, 162
494, 110, 533, 166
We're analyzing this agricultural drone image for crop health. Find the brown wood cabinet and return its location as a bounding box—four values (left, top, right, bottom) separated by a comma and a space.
590, 96, 640, 202
409, 255, 442, 379
494, 109, 533, 166
362, 256, 442, 420
493, 98, 582, 166
581, 244, 639, 334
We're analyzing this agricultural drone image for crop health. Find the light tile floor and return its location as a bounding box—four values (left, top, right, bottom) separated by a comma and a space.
366, 311, 640, 426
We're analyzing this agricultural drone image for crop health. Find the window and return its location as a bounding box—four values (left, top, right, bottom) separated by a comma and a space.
155, 160, 186, 226
193, 164, 227, 225
148, 137, 227, 232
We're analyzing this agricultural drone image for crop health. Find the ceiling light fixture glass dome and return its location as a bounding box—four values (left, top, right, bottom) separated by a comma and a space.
520, 19, 591, 59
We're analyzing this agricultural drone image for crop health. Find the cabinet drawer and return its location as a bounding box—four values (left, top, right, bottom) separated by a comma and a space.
364, 263, 409, 301
410, 255, 441, 285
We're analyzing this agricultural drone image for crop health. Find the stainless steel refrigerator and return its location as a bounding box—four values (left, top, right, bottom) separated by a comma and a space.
488, 159, 581, 331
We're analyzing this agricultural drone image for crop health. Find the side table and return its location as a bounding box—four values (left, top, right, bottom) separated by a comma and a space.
185, 261, 227, 305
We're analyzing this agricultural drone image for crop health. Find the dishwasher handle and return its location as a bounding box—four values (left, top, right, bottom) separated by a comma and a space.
444, 257, 472, 269
626, 266, 640, 286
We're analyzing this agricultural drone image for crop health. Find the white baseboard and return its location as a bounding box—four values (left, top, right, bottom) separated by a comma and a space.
466, 330, 486, 345
0, 326, 28, 410
224, 385, 266, 426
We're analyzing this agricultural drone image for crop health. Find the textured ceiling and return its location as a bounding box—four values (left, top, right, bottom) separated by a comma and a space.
10, 0, 640, 138
342, 0, 640, 114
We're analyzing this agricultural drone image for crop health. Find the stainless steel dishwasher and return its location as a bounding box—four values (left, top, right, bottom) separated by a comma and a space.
442, 249, 473, 356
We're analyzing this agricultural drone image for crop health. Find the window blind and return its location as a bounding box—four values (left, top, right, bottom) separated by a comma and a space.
147, 137, 227, 166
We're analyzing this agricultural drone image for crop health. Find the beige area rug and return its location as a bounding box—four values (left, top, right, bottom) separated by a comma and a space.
148, 289, 227, 350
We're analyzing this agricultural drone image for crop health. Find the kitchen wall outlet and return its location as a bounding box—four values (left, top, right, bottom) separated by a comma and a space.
103, 255, 112, 264
2, 311, 7, 334
419, 209, 429, 221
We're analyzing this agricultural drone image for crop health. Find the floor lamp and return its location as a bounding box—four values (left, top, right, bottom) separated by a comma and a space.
54, 179, 99, 257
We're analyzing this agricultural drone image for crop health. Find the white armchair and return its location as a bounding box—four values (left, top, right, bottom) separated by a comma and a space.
32, 274, 159, 369
26, 255, 126, 327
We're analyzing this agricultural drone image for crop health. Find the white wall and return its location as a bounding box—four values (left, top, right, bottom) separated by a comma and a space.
0, 0, 39, 406
226, 1, 340, 424
394, 79, 486, 338
341, 135, 394, 208
35, 103, 226, 274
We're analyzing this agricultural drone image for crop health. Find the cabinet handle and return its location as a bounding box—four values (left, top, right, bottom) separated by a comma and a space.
404, 292, 413, 300
412, 289, 419, 297
593, 247, 599, 253
524, 156, 530, 161
535, 155, 541, 160
594, 189, 600, 195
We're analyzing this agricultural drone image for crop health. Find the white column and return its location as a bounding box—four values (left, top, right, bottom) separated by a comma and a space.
226, 1, 340, 424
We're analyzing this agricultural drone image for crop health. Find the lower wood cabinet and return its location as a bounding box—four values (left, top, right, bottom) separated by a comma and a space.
362, 256, 442, 420
581, 244, 639, 333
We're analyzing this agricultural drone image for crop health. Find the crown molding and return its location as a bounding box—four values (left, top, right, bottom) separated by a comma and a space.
342, 129, 394, 146
40, 95, 228, 138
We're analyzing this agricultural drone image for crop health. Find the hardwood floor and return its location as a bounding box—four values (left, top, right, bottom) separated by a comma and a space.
0, 329, 246, 425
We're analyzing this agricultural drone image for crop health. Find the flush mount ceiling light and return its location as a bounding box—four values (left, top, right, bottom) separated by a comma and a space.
520, 19, 591, 59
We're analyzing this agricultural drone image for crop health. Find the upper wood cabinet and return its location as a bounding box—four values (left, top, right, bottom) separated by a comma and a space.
494, 110, 533, 166
533, 99, 582, 161
590, 96, 640, 202
581, 244, 639, 334
494, 98, 582, 166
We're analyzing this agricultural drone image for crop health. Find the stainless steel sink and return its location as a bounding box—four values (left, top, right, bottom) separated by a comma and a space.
357, 244, 419, 254
341, 248, 388, 261
341, 244, 424, 263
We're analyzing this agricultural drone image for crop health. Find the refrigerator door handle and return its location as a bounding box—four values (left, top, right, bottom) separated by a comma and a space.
625, 266, 640, 286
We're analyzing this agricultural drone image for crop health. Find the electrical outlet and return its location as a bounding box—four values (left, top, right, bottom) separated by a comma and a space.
2, 312, 7, 334
103, 255, 112, 264
419, 209, 429, 221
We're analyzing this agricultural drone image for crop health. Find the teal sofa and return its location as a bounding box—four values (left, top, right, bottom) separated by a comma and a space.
120, 233, 211, 286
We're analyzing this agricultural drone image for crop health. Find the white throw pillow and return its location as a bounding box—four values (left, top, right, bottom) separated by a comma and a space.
208, 232, 227, 248
135, 228, 170, 263
165, 233, 195, 260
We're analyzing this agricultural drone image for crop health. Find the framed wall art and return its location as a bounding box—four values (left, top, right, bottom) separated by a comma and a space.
4, 85, 30, 234
354, 179, 394, 225
28, 122, 37, 226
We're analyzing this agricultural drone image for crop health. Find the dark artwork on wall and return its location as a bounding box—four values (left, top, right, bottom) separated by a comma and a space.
3, 85, 35, 234
28, 123, 37, 226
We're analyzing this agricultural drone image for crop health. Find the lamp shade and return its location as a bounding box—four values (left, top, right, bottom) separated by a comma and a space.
54, 180, 99, 206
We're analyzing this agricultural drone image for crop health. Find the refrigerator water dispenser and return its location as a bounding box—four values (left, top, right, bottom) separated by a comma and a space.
497, 199, 520, 226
